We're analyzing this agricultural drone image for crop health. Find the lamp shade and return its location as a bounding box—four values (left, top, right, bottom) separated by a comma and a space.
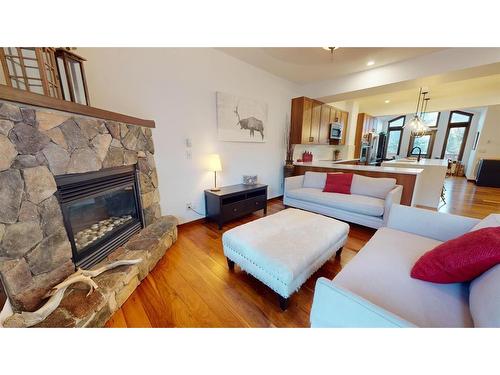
207, 154, 222, 172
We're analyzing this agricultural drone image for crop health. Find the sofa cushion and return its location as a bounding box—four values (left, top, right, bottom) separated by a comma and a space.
472, 214, 500, 231
351, 174, 396, 199
323, 173, 353, 194
333, 227, 474, 327
286, 188, 385, 217
302, 171, 328, 189
469, 264, 500, 327
410, 227, 500, 283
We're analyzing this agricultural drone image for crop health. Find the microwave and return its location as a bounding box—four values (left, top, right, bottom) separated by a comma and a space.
330, 123, 343, 140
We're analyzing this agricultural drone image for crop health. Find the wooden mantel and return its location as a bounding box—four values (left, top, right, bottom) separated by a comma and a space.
0, 85, 155, 128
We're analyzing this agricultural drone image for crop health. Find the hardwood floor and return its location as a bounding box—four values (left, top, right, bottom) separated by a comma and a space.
106, 199, 374, 328
106, 178, 498, 328
439, 177, 500, 219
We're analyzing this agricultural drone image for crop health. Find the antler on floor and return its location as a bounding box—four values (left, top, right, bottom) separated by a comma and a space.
2, 259, 142, 328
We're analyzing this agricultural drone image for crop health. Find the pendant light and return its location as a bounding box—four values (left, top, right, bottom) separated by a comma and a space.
406, 88, 429, 137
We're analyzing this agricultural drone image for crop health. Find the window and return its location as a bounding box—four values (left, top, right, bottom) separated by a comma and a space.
388, 116, 405, 128
385, 115, 405, 158
450, 111, 471, 123
421, 111, 440, 127
441, 110, 473, 161
55, 48, 90, 105
408, 131, 436, 158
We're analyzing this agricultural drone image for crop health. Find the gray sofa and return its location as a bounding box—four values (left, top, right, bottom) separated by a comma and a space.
284, 172, 403, 229
310, 205, 500, 328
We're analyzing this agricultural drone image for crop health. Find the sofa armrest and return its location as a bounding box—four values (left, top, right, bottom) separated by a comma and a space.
386, 204, 480, 242
310, 278, 414, 328
284, 175, 304, 195
383, 185, 402, 223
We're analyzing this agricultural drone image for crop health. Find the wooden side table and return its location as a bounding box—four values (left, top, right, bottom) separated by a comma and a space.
204, 184, 268, 229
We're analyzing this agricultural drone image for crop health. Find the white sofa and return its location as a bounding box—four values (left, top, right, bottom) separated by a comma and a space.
284, 172, 403, 229
310, 204, 500, 328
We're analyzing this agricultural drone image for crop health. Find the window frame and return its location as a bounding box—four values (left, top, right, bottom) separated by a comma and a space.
385, 115, 405, 158
422, 111, 441, 128
407, 130, 437, 158
440, 110, 473, 161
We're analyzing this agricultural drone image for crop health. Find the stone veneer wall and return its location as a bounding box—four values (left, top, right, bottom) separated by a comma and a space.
0, 100, 162, 312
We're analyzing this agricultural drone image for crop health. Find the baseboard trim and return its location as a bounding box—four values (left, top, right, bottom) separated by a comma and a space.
178, 195, 283, 228
178, 217, 206, 228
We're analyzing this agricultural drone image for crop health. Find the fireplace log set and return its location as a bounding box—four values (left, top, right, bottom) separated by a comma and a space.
75, 214, 133, 250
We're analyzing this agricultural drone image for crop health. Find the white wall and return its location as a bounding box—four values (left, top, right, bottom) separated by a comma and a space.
466, 105, 500, 179
79, 48, 298, 223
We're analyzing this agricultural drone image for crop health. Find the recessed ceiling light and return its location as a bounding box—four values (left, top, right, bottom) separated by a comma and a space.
367, 61, 375, 66
385, 99, 391, 104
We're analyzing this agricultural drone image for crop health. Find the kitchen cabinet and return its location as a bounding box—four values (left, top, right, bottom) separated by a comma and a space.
336, 110, 348, 145
290, 96, 349, 145
291, 96, 311, 144
318, 104, 331, 145
309, 100, 322, 144
354, 113, 376, 158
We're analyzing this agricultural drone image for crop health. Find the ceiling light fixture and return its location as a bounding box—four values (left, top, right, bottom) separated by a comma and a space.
366, 61, 375, 66
405, 88, 430, 137
322, 47, 339, 62
384, 99, 391, 104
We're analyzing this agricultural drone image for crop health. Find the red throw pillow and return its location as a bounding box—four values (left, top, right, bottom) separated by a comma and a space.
323, 173, 353, 194
411, 226, 500, 283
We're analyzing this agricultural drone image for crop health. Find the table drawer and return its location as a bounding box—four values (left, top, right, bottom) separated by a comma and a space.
246, 196, 266, 211
222, 201, 247, 220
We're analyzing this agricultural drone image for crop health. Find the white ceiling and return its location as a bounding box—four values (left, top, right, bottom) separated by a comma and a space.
218, 47, 443, 83
335, 74, 500, 116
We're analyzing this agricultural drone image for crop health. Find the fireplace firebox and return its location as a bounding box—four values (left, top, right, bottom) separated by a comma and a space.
55, 165, 145, 269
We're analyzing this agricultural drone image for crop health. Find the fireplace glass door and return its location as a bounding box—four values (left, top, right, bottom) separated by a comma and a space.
68, 186, 138, 253
56, 165, 144, 269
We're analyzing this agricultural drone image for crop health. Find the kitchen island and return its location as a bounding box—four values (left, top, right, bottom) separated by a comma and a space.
293, 161, 423, 206
382, 158, 448, 208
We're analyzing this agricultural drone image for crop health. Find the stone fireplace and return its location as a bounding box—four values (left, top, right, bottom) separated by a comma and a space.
0, 99, 176, 327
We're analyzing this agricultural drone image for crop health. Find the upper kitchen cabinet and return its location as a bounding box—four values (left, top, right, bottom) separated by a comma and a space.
340, 111, 349, 145
329, 108, 348, 146
290, 96, 349, 145
309, 100, 322, 144
318, 104, 331, 145
354, 113, 376, 158
290, 96, 311, 144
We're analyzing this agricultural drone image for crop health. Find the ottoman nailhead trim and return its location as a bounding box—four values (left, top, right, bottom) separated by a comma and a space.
223, 241, 288, 287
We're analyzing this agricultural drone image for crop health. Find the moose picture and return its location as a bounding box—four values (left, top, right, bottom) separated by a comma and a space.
216, 92, 267, 142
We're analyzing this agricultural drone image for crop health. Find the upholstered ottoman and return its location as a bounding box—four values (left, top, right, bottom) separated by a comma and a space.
222, 208, 349, 310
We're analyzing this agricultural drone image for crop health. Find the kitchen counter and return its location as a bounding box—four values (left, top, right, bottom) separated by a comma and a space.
381, 158, 448, 208
382, 158, 448, 167
294, 161, 424, 175
318, 158, 360, 164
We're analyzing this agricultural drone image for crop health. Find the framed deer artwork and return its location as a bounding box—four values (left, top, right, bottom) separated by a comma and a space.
216, 92, 267, 142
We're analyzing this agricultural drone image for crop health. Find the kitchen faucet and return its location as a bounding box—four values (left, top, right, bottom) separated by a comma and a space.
411, 146, 422, 162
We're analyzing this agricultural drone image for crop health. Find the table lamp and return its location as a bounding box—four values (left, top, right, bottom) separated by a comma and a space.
208, 154, 222, 191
